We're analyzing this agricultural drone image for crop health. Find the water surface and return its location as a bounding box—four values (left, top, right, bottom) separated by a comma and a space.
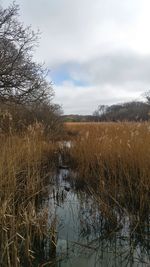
43, 168, 150, 267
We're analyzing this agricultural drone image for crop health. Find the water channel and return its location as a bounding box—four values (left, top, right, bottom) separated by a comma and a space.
40, 166, 150, 267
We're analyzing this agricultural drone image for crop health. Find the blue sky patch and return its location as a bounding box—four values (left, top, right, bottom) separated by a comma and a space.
50, 63, 88, 87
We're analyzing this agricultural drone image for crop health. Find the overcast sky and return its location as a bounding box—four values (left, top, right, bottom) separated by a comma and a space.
1, 0, 150, 114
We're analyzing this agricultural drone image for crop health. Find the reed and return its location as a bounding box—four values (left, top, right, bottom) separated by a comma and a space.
0, 123, 58, 266
66, 122, 150, 220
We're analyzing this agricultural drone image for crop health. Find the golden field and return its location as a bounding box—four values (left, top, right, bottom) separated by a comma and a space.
66, 122, 150, 220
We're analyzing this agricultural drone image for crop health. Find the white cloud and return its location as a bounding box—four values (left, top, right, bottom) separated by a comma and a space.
1, 0, 146, 65
1, 0, 150, 114
69, 51, 150, 85
54, 81, 144, 114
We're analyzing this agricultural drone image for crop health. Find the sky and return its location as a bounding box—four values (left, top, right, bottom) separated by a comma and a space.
1, 0, 150, 114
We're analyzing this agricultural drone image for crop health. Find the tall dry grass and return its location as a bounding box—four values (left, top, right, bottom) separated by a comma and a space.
66, 122, 150, 220
0, 123, 58, 266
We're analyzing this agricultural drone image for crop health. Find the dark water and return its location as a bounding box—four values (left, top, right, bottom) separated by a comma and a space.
41, 167, 150, 267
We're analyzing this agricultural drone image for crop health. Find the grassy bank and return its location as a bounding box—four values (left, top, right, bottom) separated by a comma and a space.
66, 122, 150, 221
0, 124, 59, 266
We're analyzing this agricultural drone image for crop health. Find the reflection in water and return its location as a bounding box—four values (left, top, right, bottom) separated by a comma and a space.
42, 168, 150, 267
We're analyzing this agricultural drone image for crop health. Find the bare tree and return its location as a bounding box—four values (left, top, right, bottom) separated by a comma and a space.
93, 105, 108, 121
144, 90, 150, 104
0, 2, 53, 104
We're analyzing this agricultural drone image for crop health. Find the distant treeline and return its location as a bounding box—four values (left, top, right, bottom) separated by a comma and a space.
63, 98, 150, 122
63, 114, 96, 122
93, 100, 150, 122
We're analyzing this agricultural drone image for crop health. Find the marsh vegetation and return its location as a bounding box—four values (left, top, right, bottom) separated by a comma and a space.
1, 121, 150, 266
53, 122, 150, 266
66, 122, 150, 222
